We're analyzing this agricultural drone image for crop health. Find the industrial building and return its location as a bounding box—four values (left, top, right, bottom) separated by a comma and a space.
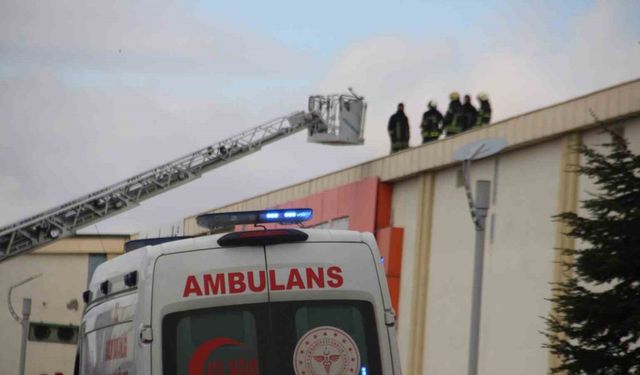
0, 79, 638, 375
0, 234, 129, 375
182, 79, 640, 374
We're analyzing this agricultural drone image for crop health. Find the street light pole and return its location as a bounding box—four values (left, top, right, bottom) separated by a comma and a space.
7, 273, 41, 375
467, 180, 490, 375
453, 138, 506, 375
19, 298, 31, 375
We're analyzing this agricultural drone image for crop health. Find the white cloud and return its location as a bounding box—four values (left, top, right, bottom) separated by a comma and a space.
0, 0, 308, 76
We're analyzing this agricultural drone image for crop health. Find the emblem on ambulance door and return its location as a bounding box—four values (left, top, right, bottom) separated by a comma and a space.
293, 326, 360, 375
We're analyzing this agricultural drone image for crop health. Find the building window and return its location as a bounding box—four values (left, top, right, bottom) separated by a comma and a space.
87, 254, 107, 287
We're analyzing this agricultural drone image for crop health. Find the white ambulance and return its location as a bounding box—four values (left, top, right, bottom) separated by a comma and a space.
78, 209, 402, 375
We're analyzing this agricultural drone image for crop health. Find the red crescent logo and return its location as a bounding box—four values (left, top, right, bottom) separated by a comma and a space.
188, 337, 242, 375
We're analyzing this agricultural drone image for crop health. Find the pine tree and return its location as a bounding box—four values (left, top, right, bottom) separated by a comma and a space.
545, 128, 640, 374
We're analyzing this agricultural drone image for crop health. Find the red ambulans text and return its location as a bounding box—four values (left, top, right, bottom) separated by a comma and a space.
183, 266, 343, 297
105, 336, 128, 361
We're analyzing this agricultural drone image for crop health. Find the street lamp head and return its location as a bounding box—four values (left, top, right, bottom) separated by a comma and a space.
453, 138, 507, 162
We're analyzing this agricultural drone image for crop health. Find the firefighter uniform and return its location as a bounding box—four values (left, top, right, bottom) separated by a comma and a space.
476, 92, 492, 127
388, 104, 410, 153
443, 92, 463, 136
420, 101, 443, 144
461, 95, 478, 131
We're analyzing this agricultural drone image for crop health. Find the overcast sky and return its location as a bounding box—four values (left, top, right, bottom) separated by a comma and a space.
1, 0, 639, 236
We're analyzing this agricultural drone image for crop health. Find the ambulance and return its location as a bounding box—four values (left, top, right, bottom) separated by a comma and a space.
77, 208, 402, 375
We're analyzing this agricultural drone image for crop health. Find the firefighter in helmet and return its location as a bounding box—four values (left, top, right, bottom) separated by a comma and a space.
476, 92, 492, 127
461, 94, 478, 131
420, 100, 443, 144
388, 102, 410, 153
443, 91, 463, 136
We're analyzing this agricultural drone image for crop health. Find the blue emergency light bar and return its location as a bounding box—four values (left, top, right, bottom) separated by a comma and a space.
196, 208, 313, 230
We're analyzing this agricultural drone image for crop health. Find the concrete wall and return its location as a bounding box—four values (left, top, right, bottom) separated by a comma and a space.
421, 139, 564, 374
579, 117, 640, 209
423, 157, 495, 374
477, 139, 560, 374
1, 253, 87, 375
625, 118, 640, 154
0, 236, 127, 375
416, 120, 639, 374
390, 177, 420, 370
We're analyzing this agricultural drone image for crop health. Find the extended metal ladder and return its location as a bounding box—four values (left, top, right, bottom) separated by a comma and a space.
0, 91, 367, 261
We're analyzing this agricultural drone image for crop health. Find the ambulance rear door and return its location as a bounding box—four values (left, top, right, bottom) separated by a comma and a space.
152, 243, 268, 375
264, 236, 394, 375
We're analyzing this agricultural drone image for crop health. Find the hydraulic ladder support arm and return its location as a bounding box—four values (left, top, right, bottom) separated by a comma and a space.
0, 110, 325, 261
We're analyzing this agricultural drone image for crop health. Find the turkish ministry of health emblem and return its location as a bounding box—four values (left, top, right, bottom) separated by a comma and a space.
293, 326, 361, 375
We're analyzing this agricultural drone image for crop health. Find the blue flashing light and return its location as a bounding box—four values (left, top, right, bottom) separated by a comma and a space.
260, 208, 312, 223
265, 212, 280, 219
360, 367, 368, 375
197, 208, 313, 229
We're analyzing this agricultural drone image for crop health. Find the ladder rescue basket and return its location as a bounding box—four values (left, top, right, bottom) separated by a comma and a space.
307, 89, 366, 145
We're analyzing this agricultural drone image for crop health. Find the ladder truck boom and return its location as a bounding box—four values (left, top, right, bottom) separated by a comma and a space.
0, 91, 366, 261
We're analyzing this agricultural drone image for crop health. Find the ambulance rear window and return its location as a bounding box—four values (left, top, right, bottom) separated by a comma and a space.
163, 300, 382, 375
270, 300, 381, 374
163, 307, 264, 375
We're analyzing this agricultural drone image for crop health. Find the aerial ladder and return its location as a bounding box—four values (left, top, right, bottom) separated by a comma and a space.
0, 90, 367, 261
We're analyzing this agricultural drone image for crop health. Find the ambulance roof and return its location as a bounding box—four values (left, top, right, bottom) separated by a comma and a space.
88, 229, 370, 294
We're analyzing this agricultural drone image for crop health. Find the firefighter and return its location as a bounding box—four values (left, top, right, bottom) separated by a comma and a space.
443, 92, 463, 136
388, 103, 410, 153
461, 94, 478, 131
420, 100, 443, 144
476, 92, 492, 127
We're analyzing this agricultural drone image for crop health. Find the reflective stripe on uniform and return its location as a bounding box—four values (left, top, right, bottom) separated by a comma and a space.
446, 123, 462, 134
391, 141, 409, 153
476, 109, 491, 126
422, 130, 440, 137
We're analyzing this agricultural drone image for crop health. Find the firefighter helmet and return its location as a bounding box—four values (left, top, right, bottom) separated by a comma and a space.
428, 100, 437, 108
477, 92, 488, 101
449, 92, 460, 100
